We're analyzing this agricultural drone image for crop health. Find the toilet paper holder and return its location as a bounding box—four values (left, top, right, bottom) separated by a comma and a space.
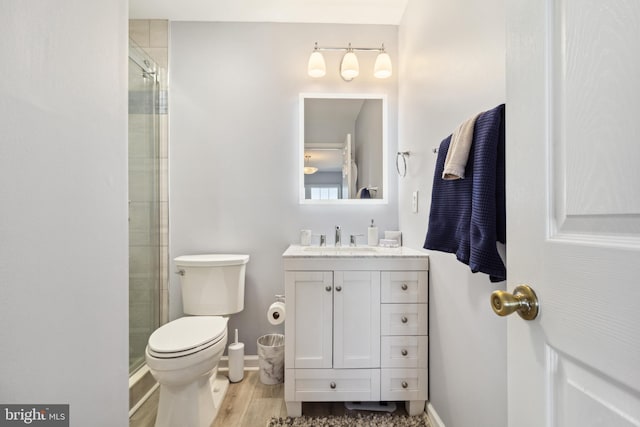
268, 295, 286, 325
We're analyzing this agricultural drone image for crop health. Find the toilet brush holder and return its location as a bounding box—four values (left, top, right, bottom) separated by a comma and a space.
228, 329, 244, 383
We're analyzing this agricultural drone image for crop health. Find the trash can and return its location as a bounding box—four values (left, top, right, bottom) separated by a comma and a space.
257, 334, 284, 385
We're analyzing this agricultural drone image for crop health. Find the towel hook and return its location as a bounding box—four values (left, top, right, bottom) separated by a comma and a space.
396, 151, 410, 177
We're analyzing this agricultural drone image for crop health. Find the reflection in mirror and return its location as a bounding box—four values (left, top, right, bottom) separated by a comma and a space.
300, 94, 387, 204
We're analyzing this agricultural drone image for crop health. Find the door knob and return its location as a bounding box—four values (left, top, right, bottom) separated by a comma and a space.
490, 284, 539, 321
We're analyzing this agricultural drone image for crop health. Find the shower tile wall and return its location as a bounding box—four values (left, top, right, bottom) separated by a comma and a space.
129, 19, 169, 373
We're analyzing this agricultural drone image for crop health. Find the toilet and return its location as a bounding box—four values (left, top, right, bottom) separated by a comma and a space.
145, 254, 249, 427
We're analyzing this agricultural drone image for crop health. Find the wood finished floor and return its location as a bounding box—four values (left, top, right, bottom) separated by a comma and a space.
129, 370, 412, 427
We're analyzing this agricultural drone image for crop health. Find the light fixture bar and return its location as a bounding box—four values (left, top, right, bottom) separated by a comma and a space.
313, 46, 383, 52
307, 42, 392, 81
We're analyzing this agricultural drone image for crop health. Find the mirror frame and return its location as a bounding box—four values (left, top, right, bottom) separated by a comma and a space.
299, 93, 388, 205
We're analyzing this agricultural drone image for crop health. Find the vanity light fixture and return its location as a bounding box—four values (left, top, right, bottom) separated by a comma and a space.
307, 42, 392, 82
304, 155, 318, 175
307, 43, 326, 78
340, 44, 359, 81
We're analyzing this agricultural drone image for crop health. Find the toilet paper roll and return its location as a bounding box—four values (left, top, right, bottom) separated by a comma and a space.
267, 301, 286, 325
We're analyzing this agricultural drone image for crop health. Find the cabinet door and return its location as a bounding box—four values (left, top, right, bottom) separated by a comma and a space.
333, 271, 380, 369
288, 271, 333, 369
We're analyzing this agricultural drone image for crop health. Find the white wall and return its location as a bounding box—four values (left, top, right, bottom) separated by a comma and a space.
169, 22, 398, 354
398, 1, 507, 426
0, 1, 129, 426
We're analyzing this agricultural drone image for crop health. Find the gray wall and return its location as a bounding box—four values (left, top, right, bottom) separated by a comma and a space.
169, 22, 399, 354
0, 1, 129, 425
398, 1, 508, 426
355, 99, 383, 196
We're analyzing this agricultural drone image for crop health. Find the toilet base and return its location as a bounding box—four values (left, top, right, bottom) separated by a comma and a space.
154, 371, 229, 427
209, 373, 230, 421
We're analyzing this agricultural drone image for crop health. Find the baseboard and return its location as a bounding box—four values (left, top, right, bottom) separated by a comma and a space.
427, 402, 445, 427
218, 354, 260, 371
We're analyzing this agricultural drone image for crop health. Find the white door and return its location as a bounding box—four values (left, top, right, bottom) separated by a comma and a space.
333, 271, 380, 368
286, 271, 333, 369
506, 1, 640, 426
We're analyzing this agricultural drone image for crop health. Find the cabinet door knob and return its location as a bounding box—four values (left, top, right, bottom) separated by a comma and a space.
335, 285, 342, 292
330, 382, 336, 389
401, 283, 408, 291
401, 316, 408, 323
325, 286, 332, 292
401, 349, 408, 356
401, 381, 408, 389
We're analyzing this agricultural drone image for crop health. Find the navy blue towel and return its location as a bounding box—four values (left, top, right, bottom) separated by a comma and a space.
424, 104, 506, 282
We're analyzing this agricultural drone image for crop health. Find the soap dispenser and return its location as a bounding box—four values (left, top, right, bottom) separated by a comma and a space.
367, 219, 379, 246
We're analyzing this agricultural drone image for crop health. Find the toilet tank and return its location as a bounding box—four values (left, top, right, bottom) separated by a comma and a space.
174, 254, 249, 315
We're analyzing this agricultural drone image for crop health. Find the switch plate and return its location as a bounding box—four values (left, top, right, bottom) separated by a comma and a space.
412, 191, 419, 213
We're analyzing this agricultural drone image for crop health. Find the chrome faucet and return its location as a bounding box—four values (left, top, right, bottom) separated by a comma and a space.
335, 226, 341, 247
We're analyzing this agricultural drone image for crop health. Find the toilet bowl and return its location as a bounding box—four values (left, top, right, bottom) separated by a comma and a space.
145, 254, 249, 427
146, 316, 228, 427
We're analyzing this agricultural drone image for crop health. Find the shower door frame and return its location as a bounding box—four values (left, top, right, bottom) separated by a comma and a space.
128, 40, 168, 376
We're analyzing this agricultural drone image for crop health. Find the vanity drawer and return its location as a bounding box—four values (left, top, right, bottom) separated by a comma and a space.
381, 336, 428, 368
381, 304, 428, 336
380, 368, 428, 401
381, 271, 428, 303
289, 369, 381, 402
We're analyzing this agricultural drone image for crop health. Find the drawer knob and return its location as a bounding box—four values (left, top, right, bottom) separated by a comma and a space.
401, 316, 408, 324
402, 381, 408, 389
401, 349, 408, 356
335, 285, 342, 292
401, 283, 408, 291
325, 286, 332, 292
330, 382, 337, 389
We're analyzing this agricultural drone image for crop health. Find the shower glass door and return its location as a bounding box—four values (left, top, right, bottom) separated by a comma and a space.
128, 42, 161, 374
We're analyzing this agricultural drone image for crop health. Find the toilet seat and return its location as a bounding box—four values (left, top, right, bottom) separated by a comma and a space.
147, 316, 227, 359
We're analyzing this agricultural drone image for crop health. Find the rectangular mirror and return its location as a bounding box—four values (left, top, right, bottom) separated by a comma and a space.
299, 93, 388, 204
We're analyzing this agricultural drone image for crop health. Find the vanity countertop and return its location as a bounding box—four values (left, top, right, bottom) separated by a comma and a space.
282, 244, 429, 258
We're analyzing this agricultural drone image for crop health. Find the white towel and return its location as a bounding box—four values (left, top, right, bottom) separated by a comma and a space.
442, 112, 481, 180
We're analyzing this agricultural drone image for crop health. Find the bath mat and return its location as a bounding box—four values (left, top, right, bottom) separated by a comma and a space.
266, 412, 430, 427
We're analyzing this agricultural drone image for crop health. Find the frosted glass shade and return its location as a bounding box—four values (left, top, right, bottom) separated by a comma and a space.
307, 51, 326, 78
304, 166, 318, 175
340, 51, 359, 81
374, 52, 392, 78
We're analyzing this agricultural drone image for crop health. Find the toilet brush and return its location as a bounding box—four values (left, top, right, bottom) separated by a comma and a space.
228, 329, 244, 383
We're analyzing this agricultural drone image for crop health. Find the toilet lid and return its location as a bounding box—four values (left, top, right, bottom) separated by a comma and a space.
148, 316, 227, 354
174, 254, 249, 267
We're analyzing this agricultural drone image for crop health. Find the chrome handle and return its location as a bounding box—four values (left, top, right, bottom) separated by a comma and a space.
401, 349, 408, 356
401, 381, 408, 389
401, 283, 408, 291
335, 285, 342, 292
401, 316, 408, 324
330, 382, 336, 389
325, 286, 332, 292
491, 284, 539, 321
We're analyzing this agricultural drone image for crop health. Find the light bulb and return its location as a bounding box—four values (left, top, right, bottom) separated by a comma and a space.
340, 51, 359, 81
374, 51, 392, 79
307, 51, 326, 78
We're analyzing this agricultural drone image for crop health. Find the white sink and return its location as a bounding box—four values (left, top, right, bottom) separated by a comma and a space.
302, 246, 378, 253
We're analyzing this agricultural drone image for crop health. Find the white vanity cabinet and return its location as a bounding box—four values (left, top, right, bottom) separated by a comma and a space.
283, 245, 429, 417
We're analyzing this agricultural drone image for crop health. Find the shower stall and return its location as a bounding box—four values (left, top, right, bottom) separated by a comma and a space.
128, 40, 167, 376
